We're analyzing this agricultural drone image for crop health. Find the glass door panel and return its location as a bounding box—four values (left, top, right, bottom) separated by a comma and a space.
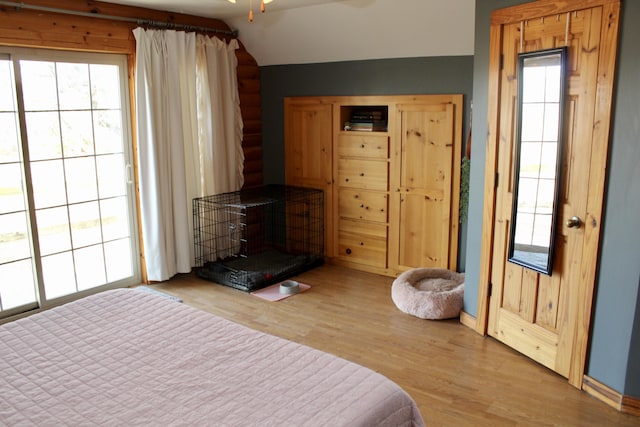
0, 57, 37, 313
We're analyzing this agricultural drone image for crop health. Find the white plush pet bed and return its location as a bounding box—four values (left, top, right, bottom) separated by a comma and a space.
391, 268, 464, 319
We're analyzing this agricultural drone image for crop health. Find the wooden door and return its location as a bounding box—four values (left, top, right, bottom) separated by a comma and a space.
478, 0, 621, 388
284, 98, 333, 256
390, 97, 462, 273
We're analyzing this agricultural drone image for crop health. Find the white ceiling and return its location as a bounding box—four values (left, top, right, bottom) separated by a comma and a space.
104, 0, 345, 19
104, 0, 476, 66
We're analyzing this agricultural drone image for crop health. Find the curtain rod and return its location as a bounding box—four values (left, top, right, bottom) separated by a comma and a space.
0, 1, 239, 37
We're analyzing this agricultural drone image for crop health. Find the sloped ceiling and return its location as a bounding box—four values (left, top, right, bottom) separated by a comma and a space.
104, 0, 476, 66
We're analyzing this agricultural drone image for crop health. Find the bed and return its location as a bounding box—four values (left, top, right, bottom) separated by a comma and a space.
0, 288, 425, 426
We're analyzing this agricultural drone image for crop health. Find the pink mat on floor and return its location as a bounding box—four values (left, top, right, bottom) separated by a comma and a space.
250, 282, 311, 301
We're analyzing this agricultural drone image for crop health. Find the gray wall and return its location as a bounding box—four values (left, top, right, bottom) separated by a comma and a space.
260, 56, 474, 270
589, 1, 640, 397
465, 0, 640, 397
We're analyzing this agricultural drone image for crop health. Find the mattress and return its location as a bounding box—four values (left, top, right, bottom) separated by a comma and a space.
0, 288, 425, 426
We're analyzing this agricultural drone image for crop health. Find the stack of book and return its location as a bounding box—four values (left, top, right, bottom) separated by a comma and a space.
348, 108, 387, 132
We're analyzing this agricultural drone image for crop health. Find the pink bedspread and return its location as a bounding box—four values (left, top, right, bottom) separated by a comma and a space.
0, 288, 424, 426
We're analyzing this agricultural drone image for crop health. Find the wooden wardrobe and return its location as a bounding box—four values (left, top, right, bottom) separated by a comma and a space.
285, 95, 463, 277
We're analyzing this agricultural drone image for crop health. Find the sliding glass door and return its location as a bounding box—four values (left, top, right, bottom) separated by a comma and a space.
0, 49, 140, 318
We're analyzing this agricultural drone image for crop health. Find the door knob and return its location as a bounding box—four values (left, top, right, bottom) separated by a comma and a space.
566, 216, 582, 229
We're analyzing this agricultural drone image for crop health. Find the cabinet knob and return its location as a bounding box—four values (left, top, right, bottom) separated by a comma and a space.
360, 172, 365, 177
346, 248, 352, 255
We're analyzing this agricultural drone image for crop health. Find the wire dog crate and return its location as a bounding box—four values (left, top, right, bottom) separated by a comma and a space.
193, 185, 324, 292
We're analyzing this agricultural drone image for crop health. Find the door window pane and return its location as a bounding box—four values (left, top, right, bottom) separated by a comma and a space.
74, 245, 107, 291
101, 197, 130, 241
0, 163, 26, 214
0, 211, 31, 263
0, 60, 16, 112
64, 157, 98, 204
97, 154, 126, 198
94, 110, 124, 154
20, 61, 58, 111
69, 201, 102, 248
0, 112, 20, 163
61, 111, 95, 157
0, 260, 36, 310
36, 206, 72, 256
26, 111, 63, 161
57, 62, 91, 111
90, 64, 121, 109
31, 160, 67, 208
104, 238, 133, 282
41, 251, 76, 299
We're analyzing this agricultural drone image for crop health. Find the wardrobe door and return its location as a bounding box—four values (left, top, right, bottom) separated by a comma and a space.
284, 98, 334, 256
390, 96, 462, 273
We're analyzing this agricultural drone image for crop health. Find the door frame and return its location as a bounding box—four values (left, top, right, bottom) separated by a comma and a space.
474, 0, 621, 388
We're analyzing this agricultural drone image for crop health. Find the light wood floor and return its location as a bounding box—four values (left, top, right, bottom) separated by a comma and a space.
150, 264, 639, 427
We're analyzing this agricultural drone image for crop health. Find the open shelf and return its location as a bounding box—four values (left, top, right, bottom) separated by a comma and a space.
340, 105, 388, 132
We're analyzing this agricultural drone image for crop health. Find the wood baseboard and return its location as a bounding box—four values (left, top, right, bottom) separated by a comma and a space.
583, 375, 623, 409
622, 395, 640, 417
583, 375, 640, 416
459, 310, 477, 330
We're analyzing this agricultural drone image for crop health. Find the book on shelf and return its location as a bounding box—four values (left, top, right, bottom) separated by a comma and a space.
344, 107, 388, 131
348, 121, 387, 132
351, 112, 384, 120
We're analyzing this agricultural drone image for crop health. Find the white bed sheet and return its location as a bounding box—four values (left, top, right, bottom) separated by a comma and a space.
0, 288, 424, 426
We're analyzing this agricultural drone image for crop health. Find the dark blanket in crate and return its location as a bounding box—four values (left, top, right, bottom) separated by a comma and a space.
197, 248, 322, 292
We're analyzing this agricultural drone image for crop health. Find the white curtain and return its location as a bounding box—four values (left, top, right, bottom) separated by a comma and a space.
134, 28, 244, 282
197, 36, 245, 195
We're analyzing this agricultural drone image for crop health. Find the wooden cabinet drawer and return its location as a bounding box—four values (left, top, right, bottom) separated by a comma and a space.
337, 158, 388, 190
338, 220, 387, 268
337, 134, 389, 159
338, 189, 388, 223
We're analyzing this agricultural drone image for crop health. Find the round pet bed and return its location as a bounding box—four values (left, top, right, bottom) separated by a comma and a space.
391, 268, 464, 320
